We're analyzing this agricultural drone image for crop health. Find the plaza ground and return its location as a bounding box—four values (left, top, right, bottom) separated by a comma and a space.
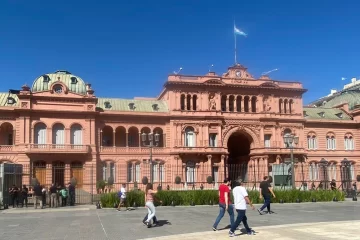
0, 201, 359, 240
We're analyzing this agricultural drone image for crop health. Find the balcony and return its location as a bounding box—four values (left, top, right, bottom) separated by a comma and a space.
0, 145, 14, 152
99, 146, 169, 154
24, 144, 90, 154
251, 147, 306, 155
172, 147, 226, 155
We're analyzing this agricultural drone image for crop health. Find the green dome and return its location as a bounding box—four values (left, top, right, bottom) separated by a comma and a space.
31, 70, 87, 95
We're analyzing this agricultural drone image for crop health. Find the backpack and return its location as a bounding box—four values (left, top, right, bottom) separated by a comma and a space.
117, 191, 122, 198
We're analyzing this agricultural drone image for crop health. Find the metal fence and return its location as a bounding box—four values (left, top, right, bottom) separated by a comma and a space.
1, 162, 358, 206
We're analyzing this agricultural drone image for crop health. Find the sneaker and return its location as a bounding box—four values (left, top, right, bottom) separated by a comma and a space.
212, 227, 218, 231
228, 231, 235, 237
247, 230, 256, 235
257, 209, 263, 215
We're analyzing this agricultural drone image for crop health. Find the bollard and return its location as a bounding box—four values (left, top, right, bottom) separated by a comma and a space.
353, 196, 357, 201
296, 199, 301, 203
279, 199, 284, 204
4, 204, 8, 209
96, 201, 101, 209
171, 200, 175, 207
333, 197, 338, 202
190, 200, 195, 206
312, 198, 316, 203
133, 202, 137, 208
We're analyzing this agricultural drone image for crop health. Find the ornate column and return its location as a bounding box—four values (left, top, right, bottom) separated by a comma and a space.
207, 154, 212, 183
100, 130, 103, 147
190, 95, 193, 110
126, 132, 128, 147
138, 133, 141, 147
12, 129, 16, 145
234, 95, 237, 112
65, 163, 71, 185
241, 97, 244, 112
113, 130, 116, 147
65, 128, 70, 145
221, 155, 226, 181
260, 126, 264, 148
225, 95, 229, 111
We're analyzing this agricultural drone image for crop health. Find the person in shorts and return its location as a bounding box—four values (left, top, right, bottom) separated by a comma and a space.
117, 184, 127, 211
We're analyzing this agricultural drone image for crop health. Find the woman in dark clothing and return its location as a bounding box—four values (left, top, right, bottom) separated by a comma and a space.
21, 185, 29, 208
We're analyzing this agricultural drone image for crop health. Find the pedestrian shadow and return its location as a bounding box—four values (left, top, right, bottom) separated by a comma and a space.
153, 220, 171, 227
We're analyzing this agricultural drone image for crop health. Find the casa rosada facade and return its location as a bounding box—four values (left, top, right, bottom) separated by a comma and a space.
0, 64, 359, 191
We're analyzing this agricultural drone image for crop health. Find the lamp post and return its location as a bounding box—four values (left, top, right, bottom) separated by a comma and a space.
283, 134, 299, 189
141, 132, 160, 184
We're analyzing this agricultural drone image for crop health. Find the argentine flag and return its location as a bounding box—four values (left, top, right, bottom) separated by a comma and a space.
234, 25, 247, 37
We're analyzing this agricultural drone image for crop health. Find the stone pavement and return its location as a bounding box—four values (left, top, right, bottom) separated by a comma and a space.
139, 220, 360, 239
0, 201, 359, 240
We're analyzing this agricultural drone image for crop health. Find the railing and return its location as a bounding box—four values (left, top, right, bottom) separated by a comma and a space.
0, 145, 14, 152
252, 147, 305, 155
24, 144, 90, 153
100, 146, 169, 154
172, 147, 226, 154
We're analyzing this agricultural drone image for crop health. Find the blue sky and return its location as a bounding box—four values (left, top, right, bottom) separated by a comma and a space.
0, 0, 359, 104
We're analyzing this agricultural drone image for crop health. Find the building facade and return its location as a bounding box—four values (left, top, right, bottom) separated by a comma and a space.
0, 64, 358, 193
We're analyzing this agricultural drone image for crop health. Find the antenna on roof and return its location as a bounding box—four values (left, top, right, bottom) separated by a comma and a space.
173, 67, 183, 75
262, 68, 279, 76
209, 64, 214, 72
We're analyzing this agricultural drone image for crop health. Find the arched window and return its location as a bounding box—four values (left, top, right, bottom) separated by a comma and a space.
236, 96, 242, 112
71, 124, 83, 147
34, 123, 47, 146
229, 95, 235, 112
128, 127, 139, 147
307, 133, 317, 150
153, 127, 164, 147
326, 134, 336, 150
52, 123, 65, 147
244, 96, 250, 112
279, 99, 283, 113
102, 161, 116, 182
180, 94, 185, 110
221, 95, 227, 112
289, 99, 293, 114
186, 161, 196, 183
127, 162, 140, 182
283, 128, 292, 147
0, 122, 14, 145
251, 96, 257, 113
309, 163, 319, 181
184, 127, 196, 147
344, 134, 354, 150
152, 161, 165, 183
192, 95, 197, 111
102, 126, 113, 146
329, 163, 337, 181
186, 95, 191, 111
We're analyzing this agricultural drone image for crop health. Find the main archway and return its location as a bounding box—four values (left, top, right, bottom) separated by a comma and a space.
227, 131, 253, 184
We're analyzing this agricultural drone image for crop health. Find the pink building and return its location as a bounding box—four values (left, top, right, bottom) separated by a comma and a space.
0, 65, 358, 194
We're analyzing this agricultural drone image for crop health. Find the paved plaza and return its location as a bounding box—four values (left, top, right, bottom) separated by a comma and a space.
0, 201, 359, 240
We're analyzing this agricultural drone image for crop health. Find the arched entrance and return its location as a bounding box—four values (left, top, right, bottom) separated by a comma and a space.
227, 131, 252, 183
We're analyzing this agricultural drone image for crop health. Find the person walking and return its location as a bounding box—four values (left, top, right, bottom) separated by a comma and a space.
257, 176, 276, 215
117, 184, 127, 211
68, 182, 75, 206
49, 183, 57, 208
229, 178, 255, 237
143, 183, 158, 228
212, 178, 234, 231
9, 185, 19, 208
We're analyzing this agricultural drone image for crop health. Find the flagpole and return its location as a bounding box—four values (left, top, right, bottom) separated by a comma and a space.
234, 21, 237, 64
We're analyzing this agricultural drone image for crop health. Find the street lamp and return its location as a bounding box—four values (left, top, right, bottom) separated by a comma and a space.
283, 134, 299, 189
141, 132, 160, 183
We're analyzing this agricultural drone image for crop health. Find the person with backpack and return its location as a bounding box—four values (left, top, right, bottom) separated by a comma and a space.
117, 184, 127, 211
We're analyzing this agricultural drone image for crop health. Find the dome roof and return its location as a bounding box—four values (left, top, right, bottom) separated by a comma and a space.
32, 70, 87, 95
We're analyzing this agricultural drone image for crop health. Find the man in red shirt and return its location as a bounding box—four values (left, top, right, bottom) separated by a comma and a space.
212, 178, 234, 231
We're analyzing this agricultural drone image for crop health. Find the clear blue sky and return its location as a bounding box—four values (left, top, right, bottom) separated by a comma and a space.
1, 0, 359, 104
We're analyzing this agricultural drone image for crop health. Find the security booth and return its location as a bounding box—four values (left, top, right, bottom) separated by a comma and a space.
0, 163, 23, 206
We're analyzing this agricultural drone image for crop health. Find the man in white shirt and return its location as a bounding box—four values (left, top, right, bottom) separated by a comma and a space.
229, 178, 255, 237
117, 184, 127, 211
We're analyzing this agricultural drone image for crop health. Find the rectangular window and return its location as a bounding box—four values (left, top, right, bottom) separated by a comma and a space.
264, 134, 271, 148
209, 133, 217, 147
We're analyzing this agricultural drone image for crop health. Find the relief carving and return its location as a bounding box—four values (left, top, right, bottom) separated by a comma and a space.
21, 102, 28, 108
263, 96, 271, 112
209, 94, 216, 110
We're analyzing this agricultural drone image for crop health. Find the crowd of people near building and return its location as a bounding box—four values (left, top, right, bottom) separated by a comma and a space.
8, 182, 76, 209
